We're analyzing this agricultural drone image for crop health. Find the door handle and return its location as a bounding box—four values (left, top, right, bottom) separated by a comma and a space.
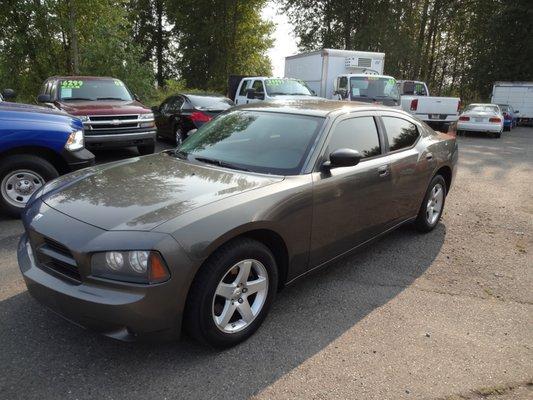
426, 153, 433, 160
377, 165, 390, 177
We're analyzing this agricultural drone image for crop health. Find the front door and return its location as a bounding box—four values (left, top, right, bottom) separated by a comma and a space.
309, 114, 394, 267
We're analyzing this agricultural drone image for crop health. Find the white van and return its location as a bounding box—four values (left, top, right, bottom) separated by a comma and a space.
229, 76, 317, 106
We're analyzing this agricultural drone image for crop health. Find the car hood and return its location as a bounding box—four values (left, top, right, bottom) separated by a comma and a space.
42, 153, 282, 231
57, 100, 151, 116
0, 101, 70, 117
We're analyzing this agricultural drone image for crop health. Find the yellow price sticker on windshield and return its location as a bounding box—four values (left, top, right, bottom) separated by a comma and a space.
61, 80, 83, 89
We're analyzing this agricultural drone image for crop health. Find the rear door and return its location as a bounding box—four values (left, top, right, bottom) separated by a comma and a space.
310, 113, 394, 266
380, 114, 432, 221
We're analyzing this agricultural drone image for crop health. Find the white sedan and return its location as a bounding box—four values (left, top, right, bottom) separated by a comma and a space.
457, 103, 504, 138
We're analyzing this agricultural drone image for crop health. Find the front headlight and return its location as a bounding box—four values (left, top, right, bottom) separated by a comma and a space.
65, 129, 84, 151
139, 112, 155, 128
91, 250, 170, 284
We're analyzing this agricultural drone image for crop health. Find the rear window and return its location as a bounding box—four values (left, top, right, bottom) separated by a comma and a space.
465, 105, 499, 113
187, 95, 233, 110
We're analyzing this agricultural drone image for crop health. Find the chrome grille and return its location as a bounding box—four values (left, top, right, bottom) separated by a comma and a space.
86, 114, 140, 130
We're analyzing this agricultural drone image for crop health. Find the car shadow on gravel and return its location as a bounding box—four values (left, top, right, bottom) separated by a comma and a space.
0, 223, 445, 400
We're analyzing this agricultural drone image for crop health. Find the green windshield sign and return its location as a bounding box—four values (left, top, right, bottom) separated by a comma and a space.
61, 80, 83, 89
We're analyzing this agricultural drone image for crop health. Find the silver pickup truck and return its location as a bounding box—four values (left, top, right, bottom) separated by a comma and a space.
398, 80, 460, 129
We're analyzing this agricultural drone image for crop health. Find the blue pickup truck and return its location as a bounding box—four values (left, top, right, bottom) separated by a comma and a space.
0, 90, 95, 216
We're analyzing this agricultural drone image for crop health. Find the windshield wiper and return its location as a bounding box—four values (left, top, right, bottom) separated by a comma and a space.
97, 97, 127, 101
62, 97, 93, 101
194, 156, 250, 172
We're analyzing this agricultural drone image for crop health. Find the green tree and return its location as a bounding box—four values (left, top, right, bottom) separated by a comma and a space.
166, 0, 274, 92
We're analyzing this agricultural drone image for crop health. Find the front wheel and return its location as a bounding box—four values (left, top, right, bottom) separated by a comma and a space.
184, 238, 278, 348
415, 175, 447, 232
137, 142, 155, 155
0, 155, 59, 217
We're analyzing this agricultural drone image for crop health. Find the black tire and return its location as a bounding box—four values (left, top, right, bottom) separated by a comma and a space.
494, 132, 501, 138
137, 142, 155, 155
174, 124, 187, 146
414, 175, 447, 233
184, 238, 278, 348
0, 155, 59, 217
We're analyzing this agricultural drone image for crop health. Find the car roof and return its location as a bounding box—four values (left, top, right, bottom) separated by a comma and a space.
233, 99, 407, 117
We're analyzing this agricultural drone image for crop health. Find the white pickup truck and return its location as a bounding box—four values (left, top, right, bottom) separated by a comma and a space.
398, 80, 460, 128
228, 76, 317, 105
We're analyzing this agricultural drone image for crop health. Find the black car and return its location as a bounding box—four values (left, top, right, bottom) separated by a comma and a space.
153, 93, 234, 145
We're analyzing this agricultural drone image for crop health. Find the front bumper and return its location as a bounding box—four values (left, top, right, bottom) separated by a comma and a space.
61, 148, 95, 171
457, 121, 502, 133
18, 202, 196, 341
85, 129, 156, 149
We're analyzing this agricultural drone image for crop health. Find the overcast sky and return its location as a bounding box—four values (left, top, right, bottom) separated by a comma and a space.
261, 3, 298, 76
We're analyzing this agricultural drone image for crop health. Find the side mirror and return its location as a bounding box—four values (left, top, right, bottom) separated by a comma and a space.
323, 148, 362, 169
37, 94, 52, 103
311, 89, 316, 96
246, 88, 256, 99
1, 88, 16, 99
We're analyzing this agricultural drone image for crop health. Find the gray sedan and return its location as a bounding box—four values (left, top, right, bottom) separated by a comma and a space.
18, 100, 458, 347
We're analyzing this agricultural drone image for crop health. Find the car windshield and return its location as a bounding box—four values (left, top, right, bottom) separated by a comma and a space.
465, 105, 499, 113
349, 77, 400, 105
178, 110, 324, 175
188, 95, 233, 109
264, 79, 313, 96
58, 79, 133, 101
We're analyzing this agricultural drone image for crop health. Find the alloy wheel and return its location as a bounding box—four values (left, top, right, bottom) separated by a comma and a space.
426, 183, 444, 225
212, 259, 269, 334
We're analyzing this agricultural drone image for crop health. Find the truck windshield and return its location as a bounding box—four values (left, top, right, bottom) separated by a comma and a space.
58, 79, 133, 101
349, 77, 400, 105
264, 79, 313, 96
178, 110, 324, 175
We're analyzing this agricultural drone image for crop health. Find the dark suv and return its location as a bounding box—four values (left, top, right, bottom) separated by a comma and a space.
37, 76, 156, 155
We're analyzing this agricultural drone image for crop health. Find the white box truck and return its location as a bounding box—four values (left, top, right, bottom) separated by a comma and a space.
284, 49, 401, 108
491, 82, 533, 126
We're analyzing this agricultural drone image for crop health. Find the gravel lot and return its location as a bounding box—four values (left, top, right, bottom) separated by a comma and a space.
0, 129, 531, 400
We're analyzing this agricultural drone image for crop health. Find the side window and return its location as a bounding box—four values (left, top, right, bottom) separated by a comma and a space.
161, 97, 175, 113
338, 76, 348, 90
252, 80, 265, 93
382, 117, 419, 152
327, 117, 381, 159
168, 96, 184, 112
238, 80, 250, 96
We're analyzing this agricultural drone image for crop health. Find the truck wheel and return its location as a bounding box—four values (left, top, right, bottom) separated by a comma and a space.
0, 155, 59, 217
137, 143, 155, 155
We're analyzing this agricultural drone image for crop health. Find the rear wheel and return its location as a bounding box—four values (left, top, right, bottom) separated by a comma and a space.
415, 175, 446, 232
0, 155, 58, 217
174, 125, 187, 146
184, 238, 278, 348
494, 131, 501, 138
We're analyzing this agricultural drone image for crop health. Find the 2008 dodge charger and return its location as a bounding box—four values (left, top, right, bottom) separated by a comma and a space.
18, 100, 458, 347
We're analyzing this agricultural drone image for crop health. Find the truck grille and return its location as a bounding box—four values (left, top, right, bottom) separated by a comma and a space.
87, 114, 140, 131
29, 233, 81, 283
